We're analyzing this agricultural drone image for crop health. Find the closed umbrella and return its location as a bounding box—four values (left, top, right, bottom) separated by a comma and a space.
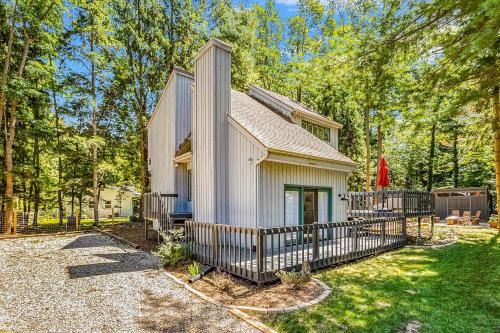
377, 157, 390, 190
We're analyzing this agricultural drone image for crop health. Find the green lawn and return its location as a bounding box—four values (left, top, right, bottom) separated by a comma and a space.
264, 227, 500, 333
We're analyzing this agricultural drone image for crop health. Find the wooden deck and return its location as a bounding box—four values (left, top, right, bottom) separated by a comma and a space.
187, 218, 406, 283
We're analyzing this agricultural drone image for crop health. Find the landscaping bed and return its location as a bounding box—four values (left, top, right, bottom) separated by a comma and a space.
167, 265, 323, 308
100, 222, 157, 252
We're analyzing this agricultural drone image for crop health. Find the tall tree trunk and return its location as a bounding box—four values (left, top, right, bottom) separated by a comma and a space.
90, 32, 99, 226
0, 0, 17, 129
3, 35, 31, 234
427, 122, 436, 192
364, 84, 371, 191
492, 86, 500, 230
49, 56, 64, 224
33, 110, 40, 226
376, 125, 383, 190
452, 130, 459, 188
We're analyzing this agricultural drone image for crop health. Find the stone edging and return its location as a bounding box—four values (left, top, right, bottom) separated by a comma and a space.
162, 268, 332, 314
406, 239, 457, 249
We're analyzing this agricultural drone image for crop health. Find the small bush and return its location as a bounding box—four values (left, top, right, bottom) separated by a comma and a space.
212, 267, 235, 292
276, 262, 311, 288
153, 229, 189, 266
188, 261, 200, 277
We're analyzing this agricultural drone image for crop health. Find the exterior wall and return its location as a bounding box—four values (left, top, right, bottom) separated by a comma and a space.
257, 160, 348, 228
148, 75, 177, 195
227, 122, 266, 227
293, 114, 339, 149
148, 71, 193, 213
192, 41, 231, 223
81, 188, 137, 218
174, 75, 193, 213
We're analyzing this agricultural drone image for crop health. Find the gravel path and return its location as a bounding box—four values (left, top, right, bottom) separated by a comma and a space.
0, 233, 258, 333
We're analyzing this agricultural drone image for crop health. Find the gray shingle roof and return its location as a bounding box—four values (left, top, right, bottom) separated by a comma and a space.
249, 84, 343, 129
230, 90, 356, 166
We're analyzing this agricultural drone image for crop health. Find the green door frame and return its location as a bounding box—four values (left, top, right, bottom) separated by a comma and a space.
284, 185, 332, 226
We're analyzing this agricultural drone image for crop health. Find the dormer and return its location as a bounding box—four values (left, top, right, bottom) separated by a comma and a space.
248, 84, 342, 149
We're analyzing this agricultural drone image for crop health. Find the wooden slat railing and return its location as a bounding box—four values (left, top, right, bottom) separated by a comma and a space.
186, 217, 406, 283
346, 190, 434, 219
143, 192, 177, 235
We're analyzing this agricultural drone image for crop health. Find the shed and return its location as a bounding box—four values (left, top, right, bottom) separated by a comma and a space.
434, 187, 490, 220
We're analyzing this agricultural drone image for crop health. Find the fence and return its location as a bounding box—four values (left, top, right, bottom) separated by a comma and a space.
143, 192, 177, 237
0, 211, 82, 234
186, 217, 406, 283
347, 190, 435, 219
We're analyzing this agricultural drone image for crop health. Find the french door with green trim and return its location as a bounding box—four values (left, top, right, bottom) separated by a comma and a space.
284, 185, 332, 226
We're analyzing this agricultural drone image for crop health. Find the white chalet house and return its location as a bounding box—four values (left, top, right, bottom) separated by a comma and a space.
147, 39, 357, 229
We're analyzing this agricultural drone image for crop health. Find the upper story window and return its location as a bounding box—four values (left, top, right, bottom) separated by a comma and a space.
302, 120, 330, 142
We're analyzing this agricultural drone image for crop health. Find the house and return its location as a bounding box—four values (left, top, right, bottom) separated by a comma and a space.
147, 39, 357, 229
81, 186, 139, 219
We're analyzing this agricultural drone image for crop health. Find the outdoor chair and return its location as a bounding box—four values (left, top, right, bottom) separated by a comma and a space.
471, 211, 481, 225
459, 211, 471, 225
446, 209, 460, 225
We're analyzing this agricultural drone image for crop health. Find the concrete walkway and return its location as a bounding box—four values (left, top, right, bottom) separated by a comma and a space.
0, 233, 258, 333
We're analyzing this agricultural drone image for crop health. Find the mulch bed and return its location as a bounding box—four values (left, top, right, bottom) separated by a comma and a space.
101, 222, 158, 252
167, 264, 322, 308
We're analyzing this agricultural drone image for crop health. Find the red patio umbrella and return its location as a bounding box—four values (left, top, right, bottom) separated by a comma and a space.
377, 157, 390, 190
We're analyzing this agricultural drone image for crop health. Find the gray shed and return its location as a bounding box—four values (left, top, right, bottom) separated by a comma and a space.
434, 187, 490, 220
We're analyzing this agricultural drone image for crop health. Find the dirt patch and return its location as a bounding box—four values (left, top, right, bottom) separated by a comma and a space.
168, 265, 322, 308
101, 222, 157, 252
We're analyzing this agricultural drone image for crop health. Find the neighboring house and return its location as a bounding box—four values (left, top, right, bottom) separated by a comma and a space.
82, 187, 139, 219
147, 39, 357, 228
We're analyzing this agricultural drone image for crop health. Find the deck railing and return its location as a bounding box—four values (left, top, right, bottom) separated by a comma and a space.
186, 217, 406, 283
346, 190, 434, 219
143, 192, 177, 235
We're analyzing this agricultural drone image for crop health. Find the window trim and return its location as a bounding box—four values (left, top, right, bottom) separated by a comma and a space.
301, 120, 331, 142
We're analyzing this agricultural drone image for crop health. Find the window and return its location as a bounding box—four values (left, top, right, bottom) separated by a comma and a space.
104, 200, 112, 209
187, 169, 192, 201
301, 120, 330, 142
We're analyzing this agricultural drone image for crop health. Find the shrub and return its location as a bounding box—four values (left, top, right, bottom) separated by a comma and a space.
212, 267, 235, 292
276, 261, 311, 288
153, 229, 189, 266
188, 261, 200, 277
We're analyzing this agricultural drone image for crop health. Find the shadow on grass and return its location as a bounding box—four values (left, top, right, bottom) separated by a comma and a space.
268, 229, 500, 333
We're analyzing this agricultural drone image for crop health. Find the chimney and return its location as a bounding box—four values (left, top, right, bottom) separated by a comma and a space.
192, 39, 232, 224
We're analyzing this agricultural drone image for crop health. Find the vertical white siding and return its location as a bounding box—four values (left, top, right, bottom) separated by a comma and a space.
257, 161, 348, 228
227, 122, 266, 227
193, 41, 231, 223
148, 76, 176, 195
148, 71, 194, 213
292, 114, 339, 149
174, 74, 193, 212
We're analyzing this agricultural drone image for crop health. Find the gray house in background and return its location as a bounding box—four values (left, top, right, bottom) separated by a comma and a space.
147, 39, 357, 229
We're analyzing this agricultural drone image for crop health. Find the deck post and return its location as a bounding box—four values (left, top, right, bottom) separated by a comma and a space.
312, 223, 319, 260
381, 220, 386, 245
211, 224, 218, 267
256, 228, 263, 281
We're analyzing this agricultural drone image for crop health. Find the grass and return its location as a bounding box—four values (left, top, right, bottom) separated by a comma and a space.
264, 227, 500, 333
31, 217, 130, 228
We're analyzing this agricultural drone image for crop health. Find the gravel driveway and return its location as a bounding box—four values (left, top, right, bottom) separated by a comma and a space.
0, 233, 258, 333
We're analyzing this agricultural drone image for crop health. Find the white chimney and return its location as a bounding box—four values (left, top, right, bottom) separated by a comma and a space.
192, 39, 232, 224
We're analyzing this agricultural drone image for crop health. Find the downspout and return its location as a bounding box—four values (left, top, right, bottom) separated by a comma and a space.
254, 150, 269, 228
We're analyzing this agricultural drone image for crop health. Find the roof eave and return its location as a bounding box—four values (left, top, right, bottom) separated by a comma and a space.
266, 148, 358, 172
